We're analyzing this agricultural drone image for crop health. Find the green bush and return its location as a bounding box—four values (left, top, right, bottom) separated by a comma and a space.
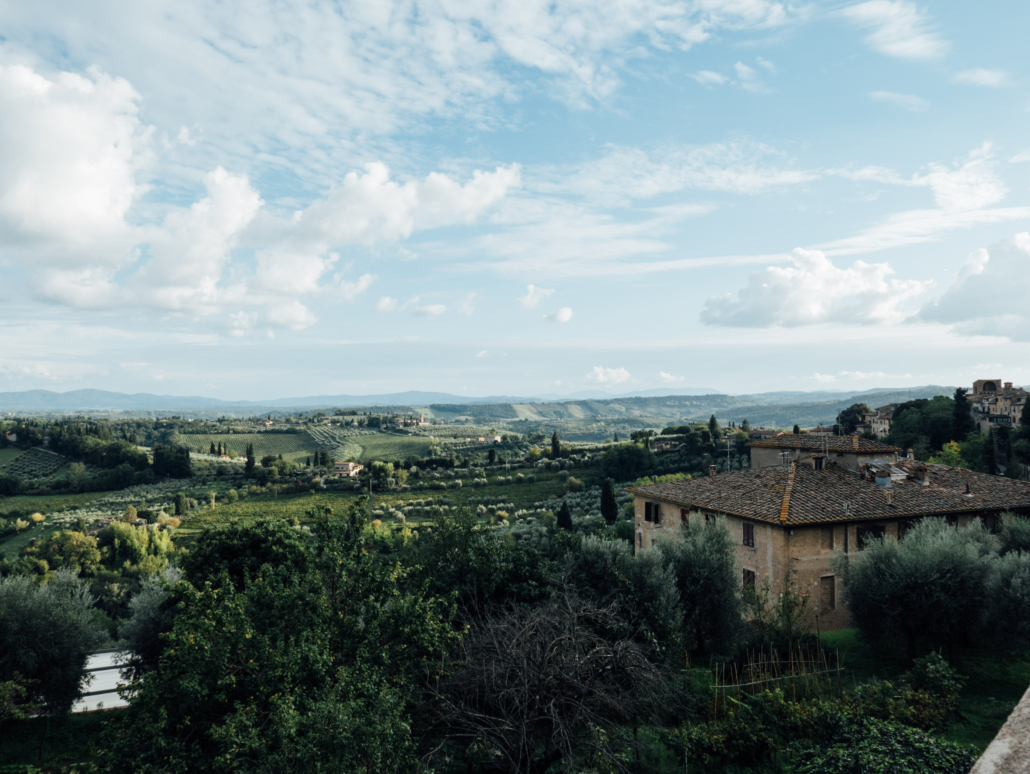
790, 716, 976, 774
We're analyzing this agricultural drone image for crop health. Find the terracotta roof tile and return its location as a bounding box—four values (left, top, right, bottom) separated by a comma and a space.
747, 434, 900, 454
628, 461, 1030, 525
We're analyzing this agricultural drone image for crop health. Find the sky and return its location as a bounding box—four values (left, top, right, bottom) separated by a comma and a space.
0, 0, 1028, 401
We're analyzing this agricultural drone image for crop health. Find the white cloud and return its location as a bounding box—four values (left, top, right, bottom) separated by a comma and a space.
517, 284, 555, 308
544, 307, 574, 323
657, 371, 684, 383
457, 292, 477, 315
690, 70, 727, 86
952, 69, 1011, 88
917, 233, 1030, 341
1010, 151, 1030, 163
701, 247, 931, 327
414, 304, 446, 317
587, 366, 631, 384
868, 91, 929, 112
265, 301, 318, 331
0, 64, 150, 259
376, 296, 398, 313
476, 350, 488, 358
840, 1, 949, 61
756, 57, 777, 73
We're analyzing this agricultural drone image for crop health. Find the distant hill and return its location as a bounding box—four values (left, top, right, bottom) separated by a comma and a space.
0, 385, 954, 427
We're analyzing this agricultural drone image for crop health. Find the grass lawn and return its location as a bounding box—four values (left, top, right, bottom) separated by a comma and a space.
0, 447, 24, 467
822, 628, 1030, 752
0, 708, 127, 772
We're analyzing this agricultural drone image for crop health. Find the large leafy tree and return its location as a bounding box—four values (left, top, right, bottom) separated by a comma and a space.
600, 443, 657, 481
96, 506, 455, 774
837, 403, 872, 435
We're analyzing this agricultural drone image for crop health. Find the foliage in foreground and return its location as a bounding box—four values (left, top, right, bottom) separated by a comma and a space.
94, 505, 455, 774
0, 570, 105, 715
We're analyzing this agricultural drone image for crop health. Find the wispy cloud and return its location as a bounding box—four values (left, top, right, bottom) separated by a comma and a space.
868, 91, 929, 112
841, 1, 949, 61
952, 69, 1011, 88
414, 304, 446, 318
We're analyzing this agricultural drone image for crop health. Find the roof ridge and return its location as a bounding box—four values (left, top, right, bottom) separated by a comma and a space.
779, 462, 795, 524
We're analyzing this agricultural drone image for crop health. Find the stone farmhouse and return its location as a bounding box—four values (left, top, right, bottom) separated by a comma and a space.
970, 379, 1027, 434
629, 434, 1030, 630
333, 461, 364, 477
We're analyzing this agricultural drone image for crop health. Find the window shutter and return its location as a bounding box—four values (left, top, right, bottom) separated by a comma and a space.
654, 504, 662, 524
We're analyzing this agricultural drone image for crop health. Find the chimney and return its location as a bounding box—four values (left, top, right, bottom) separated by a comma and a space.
874, 470, 892, 489
906, 448, 914, 460
965, 482, 971, 496
1005, 382, 1013, 389
913, 465, 928, 485
709, 465, 716, 479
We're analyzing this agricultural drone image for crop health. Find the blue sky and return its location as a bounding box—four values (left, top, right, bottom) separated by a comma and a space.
0, 0, 1028, 400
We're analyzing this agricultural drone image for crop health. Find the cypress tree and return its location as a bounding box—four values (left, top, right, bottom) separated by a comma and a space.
210, 441, 216, 455
793, 424, 801, 435
708, 415, 721, 444
613, 432, 619, 442
984, 427, 998, 475
600, 477, 619, 524
245, 443, 255, 475
557, 500, 573, 531
952, 387, 976, 442
551, 431, 560, 459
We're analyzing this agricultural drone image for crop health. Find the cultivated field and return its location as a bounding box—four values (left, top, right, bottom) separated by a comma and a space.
0, 448, 24, 467
175, 432, 318, 464
1, 448, 67, 478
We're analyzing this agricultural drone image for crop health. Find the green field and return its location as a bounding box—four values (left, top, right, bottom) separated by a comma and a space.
1, 448, 67, 478
0, 491, 108, 516
354, 433, 437, 462
0, 447, 24, 467
178, 468, 593, 534
176, 432, 319, 464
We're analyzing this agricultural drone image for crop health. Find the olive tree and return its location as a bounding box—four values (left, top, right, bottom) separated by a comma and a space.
835, 518, 994, 660
0, 570, 106, 713
655, 514, 742, 656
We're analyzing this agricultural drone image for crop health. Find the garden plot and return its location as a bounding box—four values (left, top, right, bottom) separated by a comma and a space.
307, 427, 363, 461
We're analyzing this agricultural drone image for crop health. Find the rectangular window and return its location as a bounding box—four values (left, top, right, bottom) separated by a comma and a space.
742, 568, 756, 588
742, 522, 755, 547
983, 513, 1001, 535
644, 502, 652, 522
820, 575, 836, 611
856, 523, 886, 550
680, 508, 688, 522
653, 503, 662, 524
898, 519, 918, 540
820, 526, 834, 551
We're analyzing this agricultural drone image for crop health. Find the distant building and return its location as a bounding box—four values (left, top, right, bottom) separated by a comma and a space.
970, 379, 1027, 434
747, 434, 901, 471
333, 461, 364, 477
